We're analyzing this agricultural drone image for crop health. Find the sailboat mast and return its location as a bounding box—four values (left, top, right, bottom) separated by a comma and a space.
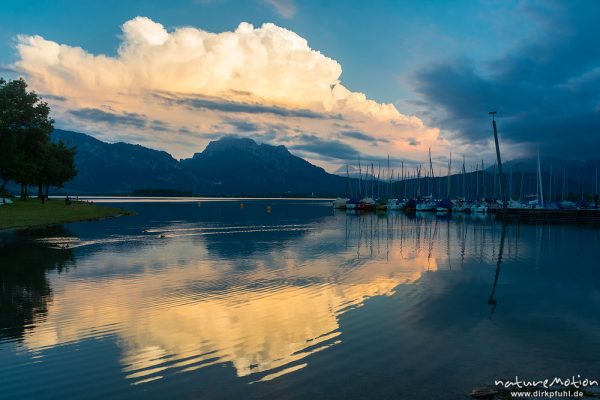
377, 163, 381, 198
462, 155, 466, 200
537, 151, 544, 207
493, 164, 497, 199
358, 158, 362, 198
346, 165, 350, 198
562, 168, 566, 201
428, 148, 434, 197
417, 165, 421, 198
371, 163, 374, 198
476, 164, 479, 200
438, 168, 442, 198
549, 165, 553, 202
387, 155, 390, 198
520, 167, 524, 201
595, 164, 598, 196
509, 165, 513, 201
402, 161, 405, 199
481, 160, 485, 200
594, 164, 598, 210
490, 111, 506, 206
447, 152, 451, 197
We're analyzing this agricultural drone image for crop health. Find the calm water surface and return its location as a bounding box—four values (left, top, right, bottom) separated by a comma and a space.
1, 199, 600, 399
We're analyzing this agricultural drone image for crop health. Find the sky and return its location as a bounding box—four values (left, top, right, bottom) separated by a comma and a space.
1, 0, 599, 173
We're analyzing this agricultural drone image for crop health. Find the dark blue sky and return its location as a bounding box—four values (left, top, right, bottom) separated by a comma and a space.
412, 1, 600, 159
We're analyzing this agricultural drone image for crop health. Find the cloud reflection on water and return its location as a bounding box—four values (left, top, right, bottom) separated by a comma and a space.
17, 212, 519, 384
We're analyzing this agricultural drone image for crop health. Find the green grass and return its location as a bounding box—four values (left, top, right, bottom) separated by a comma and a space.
0, 198, 133, 230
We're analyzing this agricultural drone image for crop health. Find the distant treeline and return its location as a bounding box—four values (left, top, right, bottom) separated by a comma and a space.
0, 78, 77, 199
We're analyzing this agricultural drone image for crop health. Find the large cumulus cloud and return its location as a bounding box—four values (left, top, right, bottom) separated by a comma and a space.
16, 17, 410, 121
13, 17, 438, 169
412, 1, 600, 160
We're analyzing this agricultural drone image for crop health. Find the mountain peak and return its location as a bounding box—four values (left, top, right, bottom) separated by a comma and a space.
203, 136, 258, 154
49, 130, 346, 196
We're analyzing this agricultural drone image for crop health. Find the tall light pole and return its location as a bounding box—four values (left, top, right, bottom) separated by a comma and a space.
490, 111, 506, 208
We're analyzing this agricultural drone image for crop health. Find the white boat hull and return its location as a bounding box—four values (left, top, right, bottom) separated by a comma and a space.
470, 205, 488, 213
416, 202, 436, 211
332, 198, 349, 209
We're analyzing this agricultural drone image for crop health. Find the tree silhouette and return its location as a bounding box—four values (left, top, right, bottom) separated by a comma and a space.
0, 77, 77, 199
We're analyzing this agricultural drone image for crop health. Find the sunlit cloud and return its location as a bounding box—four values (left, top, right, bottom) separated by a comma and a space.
14, 16, 446, 171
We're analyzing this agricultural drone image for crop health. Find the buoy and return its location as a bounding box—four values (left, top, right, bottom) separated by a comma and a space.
197, 202, 202, 207
240, 202, 244, 208
266, 205, 272, 213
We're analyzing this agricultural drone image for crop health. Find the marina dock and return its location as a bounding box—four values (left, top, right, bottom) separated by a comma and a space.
494, 207, 600, 225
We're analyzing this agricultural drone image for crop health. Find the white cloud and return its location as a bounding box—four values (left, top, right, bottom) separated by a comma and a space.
13, 17, 444, 170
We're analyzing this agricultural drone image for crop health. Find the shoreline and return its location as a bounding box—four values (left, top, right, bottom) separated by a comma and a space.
0, 198, 134, 231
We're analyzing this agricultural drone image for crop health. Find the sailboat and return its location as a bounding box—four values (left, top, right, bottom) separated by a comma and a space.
437, 153, 454, 212
470, 161, 488, 213
346, 161, 363, 210
527, 151, 545, 209
388, 199, 406, 210
388, 168, 406, 210
374, 163, 388, 210
453, 155, 470, 212
417, 195, 437, 211
358, 163, 375, 210
470, 202, 488, 213
417, 149, 437, 211
507, 164, 523, 208
333, 165, 350, 209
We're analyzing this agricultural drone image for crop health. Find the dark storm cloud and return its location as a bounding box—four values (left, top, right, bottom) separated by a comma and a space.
153, 92, 338, 119
224, 119, 261, 132
290, 134, 360, 160
200, 132, 226, 140
413, 1, 600, 159
209, 118, 291, 144
289, 134, 420, 168
338, 130, 388, 143
40, 93, 67, 102
68, 108, 147, 128
177, 127, 200, 138
250, 131, 279, 143
407, 137, 420, 146
151, 120, 170, 132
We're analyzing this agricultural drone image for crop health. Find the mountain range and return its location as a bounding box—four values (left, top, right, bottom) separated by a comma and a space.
46, 129, 599, 198
50, 130, 348, 196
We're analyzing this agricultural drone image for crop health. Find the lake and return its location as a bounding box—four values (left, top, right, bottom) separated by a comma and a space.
1, 199, 600, 399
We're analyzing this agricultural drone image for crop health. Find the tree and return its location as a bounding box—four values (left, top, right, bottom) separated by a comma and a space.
0, 123, 18, 193
38, 140, 77, 197
0, 78, 19, 193
0, 78, 55, 199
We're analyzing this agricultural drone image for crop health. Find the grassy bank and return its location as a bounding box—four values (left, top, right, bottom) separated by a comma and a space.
0, 198, 133, 230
